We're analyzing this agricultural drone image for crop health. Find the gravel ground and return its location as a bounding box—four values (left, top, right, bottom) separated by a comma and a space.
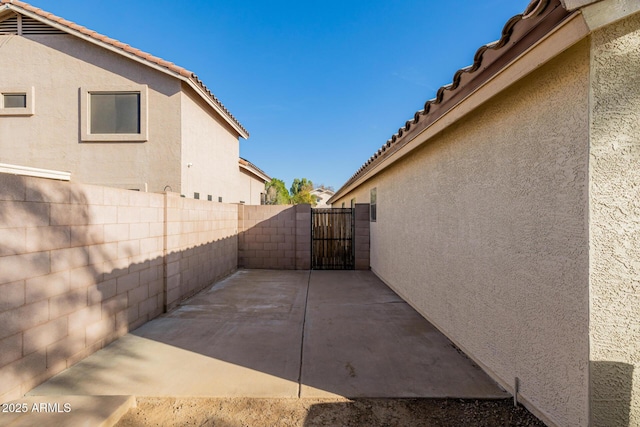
116, 397, 547, 427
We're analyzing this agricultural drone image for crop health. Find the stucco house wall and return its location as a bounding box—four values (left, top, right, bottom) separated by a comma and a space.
332, 3, 640, 424
179, 84, 242, 202
589, 11, 640, 426
0, 33, 183, 193
0, 2, 266, 203
237, 169, 265, 205
334, 40, 591, 426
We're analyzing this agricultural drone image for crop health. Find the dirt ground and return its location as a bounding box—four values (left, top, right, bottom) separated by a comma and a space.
116, 397, 546, 427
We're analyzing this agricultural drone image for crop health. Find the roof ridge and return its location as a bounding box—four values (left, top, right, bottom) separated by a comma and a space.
1, 0, 248, 137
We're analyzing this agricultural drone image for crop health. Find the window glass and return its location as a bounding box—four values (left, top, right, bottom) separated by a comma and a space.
3, 94, 26, 108
370, 188, 377, 222
90, 93, 140, 134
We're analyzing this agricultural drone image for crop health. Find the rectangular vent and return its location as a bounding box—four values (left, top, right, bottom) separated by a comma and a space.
0, 15, 18, 34
22, 16, 65, 35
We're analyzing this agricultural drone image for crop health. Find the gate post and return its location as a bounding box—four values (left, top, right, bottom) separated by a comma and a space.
354, 204, 370, 270
295, 204, 312, 270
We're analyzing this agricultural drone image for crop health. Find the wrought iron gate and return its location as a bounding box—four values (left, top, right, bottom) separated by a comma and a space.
311, 208, 354, 270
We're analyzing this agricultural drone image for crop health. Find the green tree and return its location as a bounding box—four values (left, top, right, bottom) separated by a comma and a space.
290, 178, 313, 196
264, 178, 290, 205
290, 178, 316, 206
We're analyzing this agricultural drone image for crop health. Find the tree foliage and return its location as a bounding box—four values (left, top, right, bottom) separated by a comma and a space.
264, 178, 290, 205
265, 177, 317, 206
290, 178, 313, 196
290, 178, 316, 206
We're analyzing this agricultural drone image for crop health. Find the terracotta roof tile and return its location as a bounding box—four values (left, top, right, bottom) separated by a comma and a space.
0, 0, 248, 137
331, 0, 570, 200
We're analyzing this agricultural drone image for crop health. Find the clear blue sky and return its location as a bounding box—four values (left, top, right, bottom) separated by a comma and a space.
30, 0, 531, 191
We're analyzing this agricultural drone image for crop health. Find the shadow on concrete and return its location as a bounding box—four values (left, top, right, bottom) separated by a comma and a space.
6, 175, 504, 408
591, 361, 634, 426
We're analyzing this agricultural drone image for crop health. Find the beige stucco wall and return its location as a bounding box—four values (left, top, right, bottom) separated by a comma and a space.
0, 33, 183, 193
334, 41, 591, 426
180, 84, 242, 202
238, 169, 265, 205
589, 11, 640, 426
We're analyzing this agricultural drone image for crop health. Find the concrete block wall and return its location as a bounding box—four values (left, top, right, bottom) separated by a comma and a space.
0, 175, 165, 402
164, 193, 237, 310
0, 174, 239, 402
238, 204, 311, 270
354, 204, 370, 270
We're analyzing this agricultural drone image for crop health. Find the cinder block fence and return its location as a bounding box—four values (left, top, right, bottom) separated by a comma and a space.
0, 174, 370, 402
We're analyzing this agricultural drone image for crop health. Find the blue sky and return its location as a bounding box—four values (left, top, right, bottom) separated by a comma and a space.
29, 0, 531, 191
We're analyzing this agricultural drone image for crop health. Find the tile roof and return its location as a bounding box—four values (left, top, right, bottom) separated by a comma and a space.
0, 0, 249, 138
330, 0, 571, 202
239, 157, 271, 182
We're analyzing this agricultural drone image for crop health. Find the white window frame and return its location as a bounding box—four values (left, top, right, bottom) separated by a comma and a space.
0, 87, 34, 116
81, 85, 148, 142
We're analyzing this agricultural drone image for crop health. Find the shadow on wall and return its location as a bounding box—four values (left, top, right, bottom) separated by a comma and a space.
0, 174, 237, 402
238, 205, 310, 270
591, 361, 634, 426
0, 176, 129, 401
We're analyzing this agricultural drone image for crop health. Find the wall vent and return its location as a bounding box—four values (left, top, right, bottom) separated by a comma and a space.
21, 16, 65, 35
0, 14, 66, 35
0, 15, 18, 34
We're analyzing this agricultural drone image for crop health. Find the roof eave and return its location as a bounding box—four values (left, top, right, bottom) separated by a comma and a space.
329, 6, 589, 204
239, 163, 270, 183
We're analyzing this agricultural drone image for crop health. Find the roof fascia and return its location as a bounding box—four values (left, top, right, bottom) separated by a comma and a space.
239, 163, 270, 183
560, 0, 604, 11
580, 0, 640, 30
5, 3, 249, 139
186, 79, 249, 139
329, 12, 589, 204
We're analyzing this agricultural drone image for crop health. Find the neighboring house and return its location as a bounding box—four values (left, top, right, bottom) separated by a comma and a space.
310, 187, 334, 208
329, 1, 640, 426
238, 157, 270, 205
0, 0, 268, 204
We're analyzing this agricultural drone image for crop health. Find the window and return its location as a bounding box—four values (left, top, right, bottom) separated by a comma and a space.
350, 198, 356, 208
370, 188, 377, 222
341, 202, 345, 208
4, 94, 26, 108
0, 87, 34, 116
194, 192, 200, 200
81, 85, 148, 142
90, 93, 140, 134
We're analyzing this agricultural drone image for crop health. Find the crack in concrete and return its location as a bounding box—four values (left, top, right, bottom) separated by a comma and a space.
297, 270, 312, 398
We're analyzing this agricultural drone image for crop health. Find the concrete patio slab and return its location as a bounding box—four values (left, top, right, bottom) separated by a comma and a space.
300, 271, 507, 398
28, 269, 507, 401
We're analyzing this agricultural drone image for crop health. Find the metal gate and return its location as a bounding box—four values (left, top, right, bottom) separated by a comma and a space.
311, 208, 354, 270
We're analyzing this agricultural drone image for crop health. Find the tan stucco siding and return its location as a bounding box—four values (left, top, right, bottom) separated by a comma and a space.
335, 41, 591, 426
179, 84, 241, 202
589, 11, 640, 427
0, 34, 182, 192
238, 169, 265, 205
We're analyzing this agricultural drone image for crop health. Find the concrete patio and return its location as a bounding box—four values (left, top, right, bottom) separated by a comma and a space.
27, 269, 506, 401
